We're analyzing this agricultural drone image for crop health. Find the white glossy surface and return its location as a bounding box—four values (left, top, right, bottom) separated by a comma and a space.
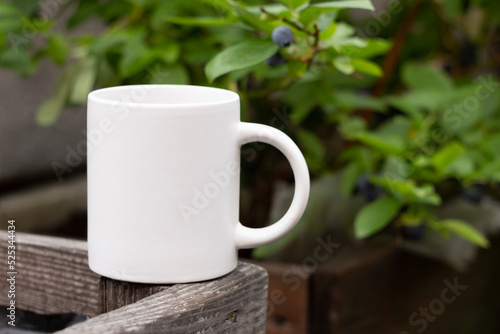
87, 85, 309, 283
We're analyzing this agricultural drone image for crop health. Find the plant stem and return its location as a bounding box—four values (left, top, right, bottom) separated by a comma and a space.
372, 1, 424, 97
306, 24, 320, 70
260, 7, 316, 36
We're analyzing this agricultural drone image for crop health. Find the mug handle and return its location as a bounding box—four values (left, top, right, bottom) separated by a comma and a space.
235, 122, 310, 249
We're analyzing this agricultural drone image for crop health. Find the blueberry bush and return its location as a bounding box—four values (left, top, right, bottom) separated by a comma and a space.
1, 0, 499, 262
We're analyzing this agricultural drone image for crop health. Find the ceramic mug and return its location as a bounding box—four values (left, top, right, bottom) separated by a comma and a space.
87, 85, 310, 283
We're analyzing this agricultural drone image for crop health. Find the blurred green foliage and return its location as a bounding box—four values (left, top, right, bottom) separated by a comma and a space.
1, 0, 499, 258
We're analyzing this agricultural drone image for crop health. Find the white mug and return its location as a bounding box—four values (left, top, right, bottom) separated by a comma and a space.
87, 85, 310, 283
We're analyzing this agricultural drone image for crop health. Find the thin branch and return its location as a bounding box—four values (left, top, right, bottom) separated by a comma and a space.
306, 24, 320, 70
372, 1, 424, 97
312, 23, 320, 48
260, 7, 315, 36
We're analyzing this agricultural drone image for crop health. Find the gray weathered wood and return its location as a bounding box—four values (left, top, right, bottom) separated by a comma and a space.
0, 231, 100, 316
58, 262, 268, 334
98, 277, 170, 315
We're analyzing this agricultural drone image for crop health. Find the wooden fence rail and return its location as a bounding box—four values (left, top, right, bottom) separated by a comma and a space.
0, 231, 268, 333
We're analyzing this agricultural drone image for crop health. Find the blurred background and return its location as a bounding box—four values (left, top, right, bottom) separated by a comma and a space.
1, 0, 500, 333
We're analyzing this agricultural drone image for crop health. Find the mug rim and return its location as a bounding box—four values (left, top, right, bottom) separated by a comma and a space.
88, 84, 239, 108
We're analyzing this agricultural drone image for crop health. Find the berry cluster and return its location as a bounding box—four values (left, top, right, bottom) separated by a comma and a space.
266, 26, 294, 67
461, 184, 483, 205
353, 174, 384, 202
401, 224, 426, 241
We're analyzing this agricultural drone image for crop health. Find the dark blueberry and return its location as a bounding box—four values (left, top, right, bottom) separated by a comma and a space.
401, 224, 426, 241
462, 184, 483, 205
265, 52, 287, 67
271, 26, 294, 47
462, 0, 470, 11
353, 173, 384, 202
459, 40, 477, 69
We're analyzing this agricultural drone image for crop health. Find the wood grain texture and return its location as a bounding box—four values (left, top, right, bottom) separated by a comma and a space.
58, 262, 268, 334
0, 231, 100, 316
98, 277, 170, 315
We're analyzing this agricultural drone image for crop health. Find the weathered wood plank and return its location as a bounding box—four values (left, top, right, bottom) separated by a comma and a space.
58, 262, 268, 334
0, 231, 100, 316
98, 277, 170, 315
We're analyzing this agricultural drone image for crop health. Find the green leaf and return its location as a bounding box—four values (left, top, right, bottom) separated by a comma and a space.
341, 162, 361, 197
402, 62, 454, 92
297, 129, 326, 172
69, 57, 97, 104
475, 160, 500, 183
432, 141, 465, 172
326, 23, 357, 49
446, 153, 475, 178
341, 38, 391, 58
0, 2, 22, 16
297, 129, 325, 161
229, 0, 275, 31
0, 17, 22, 31
36, 96, 65, 126
396, 90, 448, 112
247, 3, 288, 15
36, 67, 74, 126
311, 0, 374, 10
89, 31, 128, 56
385, 95, 425, 122
0, 48, 35, 76
147, 64, 190, 85
339, 116, 366, 138
163, 16, 237, 26
47, 34, 69, 65
279, 0, 310, 11
150, 43, 180, 64
67, 1, 100, 28
118, 31, 153, 78
354, 196, 403, 238
205, 40, 279, 81
351, 58, 382, 77
376, 115, 412, 137
294, 0, 310, 12
11, 0, 39, 15
335, 91, 386, 111
287, 59, 308, 78
199, 0, 234, 12
333, 57, 354, 75
440, 219, 489, 248
442, 0, 463, 19
353, 132, 404, 155
373, 177, 442, 205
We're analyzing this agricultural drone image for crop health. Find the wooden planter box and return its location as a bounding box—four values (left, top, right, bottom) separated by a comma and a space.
0, 231, 268, 333
255, 236, 500, 334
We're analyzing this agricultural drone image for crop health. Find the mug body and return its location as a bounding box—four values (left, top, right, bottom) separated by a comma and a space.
87, 85, 241, 283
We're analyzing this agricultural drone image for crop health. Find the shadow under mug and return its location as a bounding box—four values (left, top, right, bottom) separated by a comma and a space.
87, 85, 310, 283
